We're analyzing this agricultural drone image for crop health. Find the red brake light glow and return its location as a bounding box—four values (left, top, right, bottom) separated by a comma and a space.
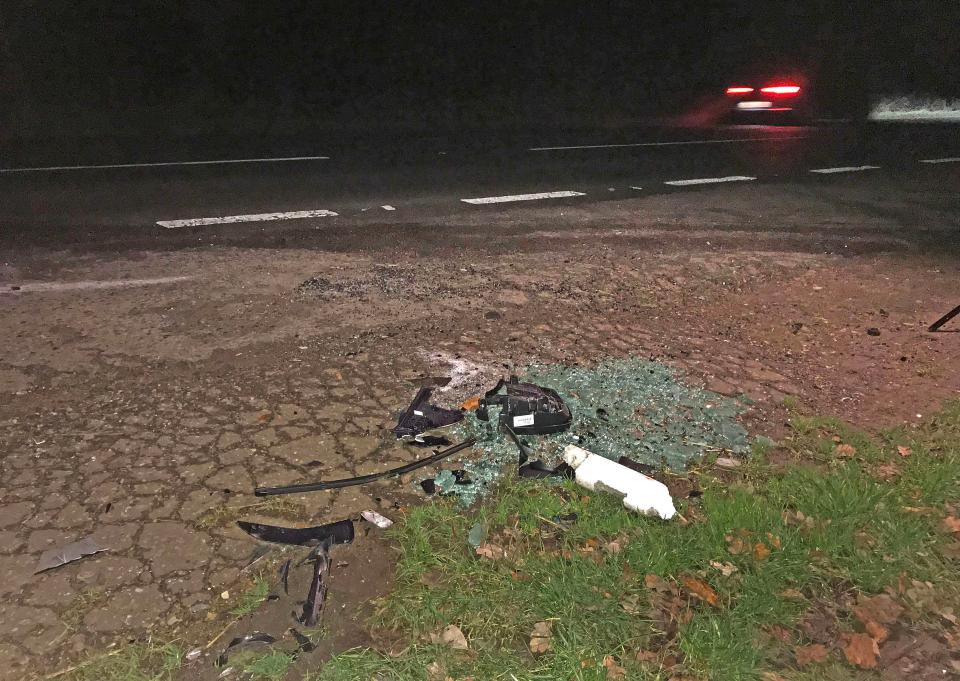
760, 85, 801, 95
726, 86, 754, 95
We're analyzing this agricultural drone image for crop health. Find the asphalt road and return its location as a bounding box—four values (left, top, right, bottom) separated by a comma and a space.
1, 122, 958, 252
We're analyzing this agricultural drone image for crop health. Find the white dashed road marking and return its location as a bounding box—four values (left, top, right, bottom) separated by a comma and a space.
920, 157, 960, 164
0, 155, 331, 174
2, 276, 193, 294
664, 175, 756, 186
157, 209, 338, 229
461, 190, 585, 204
809, 165, 880, 174
529, 136, 810, 151
381, 205, 396, 211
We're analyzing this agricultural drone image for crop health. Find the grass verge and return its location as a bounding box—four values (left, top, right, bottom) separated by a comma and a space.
59, 642, 182, 681
315, 402, 960, 680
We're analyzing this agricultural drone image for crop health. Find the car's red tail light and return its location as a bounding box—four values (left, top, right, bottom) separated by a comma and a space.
726, 86, 754, 95
760, 85, 801, 95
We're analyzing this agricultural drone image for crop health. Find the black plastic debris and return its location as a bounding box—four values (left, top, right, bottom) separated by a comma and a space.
392, 387, 463, 438
477, 377, 572, 435
929, 304, 960, 332
420, 478, 437, 495
34, 536, 106, 574
519, 459, 574, 479
237, 519, 355, 547
410, 435, 452, 448
407, 376, 452, 388
866, 327, 881, 336
255, 438, 477, 496
216, 632, 277, 666
279, 559, 292, 595
300, 539, 332, 627
617, 456, 659, 477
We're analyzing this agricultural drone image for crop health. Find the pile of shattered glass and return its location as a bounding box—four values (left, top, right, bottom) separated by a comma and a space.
426, 357, 752, 505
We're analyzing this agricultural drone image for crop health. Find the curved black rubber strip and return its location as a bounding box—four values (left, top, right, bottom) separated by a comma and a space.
254, 437, 477, 496
929, 304, 960, 332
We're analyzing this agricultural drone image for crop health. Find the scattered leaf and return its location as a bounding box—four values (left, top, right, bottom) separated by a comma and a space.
843, 632, 879, 669
852, 593, 903, 626
766, 624, 792, 643
635, 650, 658, 663
461, 396, 481, 411
475, 543, 507, 560
426, 661, 445, 681
780, 588, 805, 601
942, 516, 960, 534
528, 621, 552, 655
605, 538, 625, 554
874, 463, 901, 479
620, 594, 641, 615
602, 655, 627, 679
897, 445, 912, 457
753, 543, 771, 561
645, 574, 671, 592
431, 624, 468, 650
762, 673, 788, 681
864, 620, 889, 644
709, 560, 738, 577
766, 533, 782, 549
834, 443, 856, 458
681, 576, 720, 607
795, 643, 829, 666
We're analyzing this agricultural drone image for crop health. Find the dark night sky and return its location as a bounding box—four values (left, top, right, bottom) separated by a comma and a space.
1, 1, 957, 138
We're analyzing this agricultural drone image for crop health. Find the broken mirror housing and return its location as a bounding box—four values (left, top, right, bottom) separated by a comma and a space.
477, 377, 572, 435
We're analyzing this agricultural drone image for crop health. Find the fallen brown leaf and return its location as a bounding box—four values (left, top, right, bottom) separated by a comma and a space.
753, 543, 771, 561
897, 445, 912, 457
943, 516, 960, 534
864, 620, 889, 644
779, 588, 805, 601
431, 624, 468, 650
635, 650, 658, 663
709, 560, 738, 576
835, 443, 856, 458
874, 463, 901, 479
426, 661, 445, 681
843, 632, 879, 669
766, 533, 782, 549
620, 593, 641, 615
528, 621, 552, 655
852, 593, 903, 626
795, 643, 829, 666
761, 673, 788, 681
602, 656, 627, 680
766, 624, 792, 643
682, 576, 720, 607
645, 574, 671, 592
461, 396, 481, 411
475, 542, 507, 560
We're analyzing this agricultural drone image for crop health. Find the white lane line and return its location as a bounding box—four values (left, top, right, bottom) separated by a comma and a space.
0, 155, 330, 174
157, 209, 338, 229
664, 175, 756, 186
809, 165, 880, 174
381, 205, 396, 211
920, 157, 960, 164
529, 135, 810, 151
630, 186, 643, 190
2, 276, 193, 294
461, 190, 584, 205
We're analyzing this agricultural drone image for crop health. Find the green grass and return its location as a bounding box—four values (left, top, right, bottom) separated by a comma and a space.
236, 650, 297, 680
313, 402, 960, 681
231, 573, 271, 617
62, 643, 182, 681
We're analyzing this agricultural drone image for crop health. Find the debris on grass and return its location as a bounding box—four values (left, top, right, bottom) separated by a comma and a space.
438, 357, 750, 504
361, 510, 394, 529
